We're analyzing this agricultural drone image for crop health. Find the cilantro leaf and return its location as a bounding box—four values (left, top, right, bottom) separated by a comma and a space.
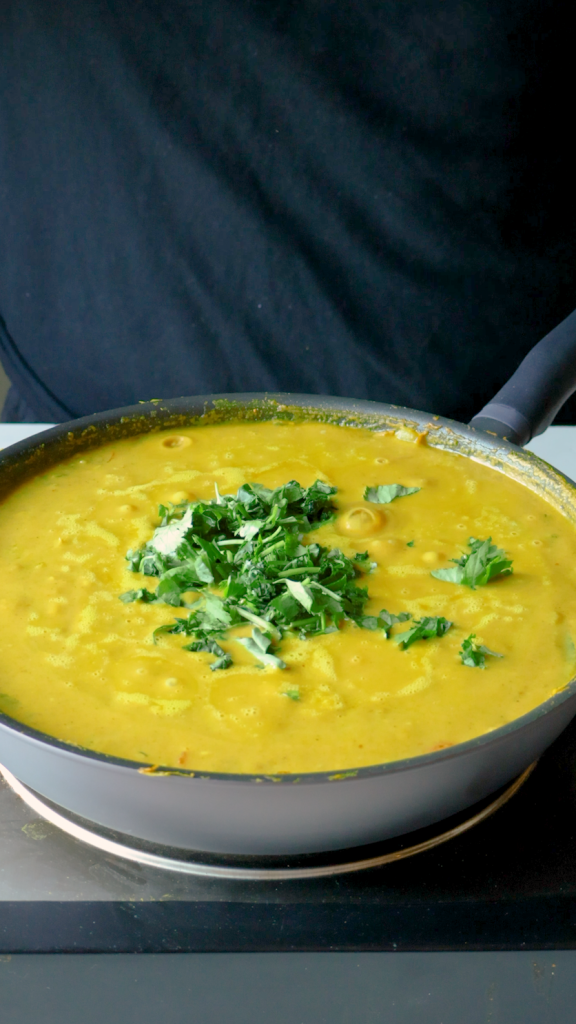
193, 592, 233, 630
357, 609, 410, 637
431, 537, 513, 589
430, 565, 465, 584
148, 506, 194, 557
237, 628, 286, 669
283, 686, 300, 701
352, 550, 376, 572
377, 609, 411, 637
285, 578, 315, 612
363, 484, 421, 504
184, 637, 232, 671
394, 616, 453, 650
119, 588, 157, 604
460, 634, 503, 669
236, 606, 281, 638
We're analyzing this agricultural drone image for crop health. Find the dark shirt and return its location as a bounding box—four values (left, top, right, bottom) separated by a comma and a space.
1, 0, 575, 423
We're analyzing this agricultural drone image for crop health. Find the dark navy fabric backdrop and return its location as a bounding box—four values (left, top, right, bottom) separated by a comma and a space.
0, 0, 574, 422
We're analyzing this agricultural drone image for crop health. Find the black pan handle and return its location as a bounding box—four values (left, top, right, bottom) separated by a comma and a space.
469, 307, 576, 446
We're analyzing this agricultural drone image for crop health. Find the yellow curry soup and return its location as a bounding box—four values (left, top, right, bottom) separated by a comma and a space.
0, 420, 575, 774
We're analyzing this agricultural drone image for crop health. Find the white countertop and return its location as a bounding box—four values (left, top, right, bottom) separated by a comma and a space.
1, 423, 575, 480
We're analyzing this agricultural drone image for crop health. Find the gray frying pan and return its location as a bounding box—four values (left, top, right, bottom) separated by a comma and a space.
1, 310, 576, 855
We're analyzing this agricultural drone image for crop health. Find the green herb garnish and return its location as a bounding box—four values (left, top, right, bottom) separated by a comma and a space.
459, 634, 503, 669
119, 587, 157, 604
364, 484, 421, 504
406, 540, 415, 547
237, 628, 287, 669
431, 537, 513, 589
121, 480, 375, 669
284, 686, 301, 701
357, 609, 411, 637
182, 637, 233, 672
394, 616, 453, 650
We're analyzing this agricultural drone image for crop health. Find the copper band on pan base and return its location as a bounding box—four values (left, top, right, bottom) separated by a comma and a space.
0, 761, 536, 881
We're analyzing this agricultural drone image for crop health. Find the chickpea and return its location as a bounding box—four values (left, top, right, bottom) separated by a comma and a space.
338, 505, 384, 537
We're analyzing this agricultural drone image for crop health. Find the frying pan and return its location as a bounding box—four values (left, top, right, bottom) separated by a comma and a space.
2, 310, 576, 856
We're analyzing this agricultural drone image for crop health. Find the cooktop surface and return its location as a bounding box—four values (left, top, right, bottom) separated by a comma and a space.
2, 716, 576, 953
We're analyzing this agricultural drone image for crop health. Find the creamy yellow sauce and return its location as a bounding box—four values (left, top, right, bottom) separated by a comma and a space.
1, 420, 575, 774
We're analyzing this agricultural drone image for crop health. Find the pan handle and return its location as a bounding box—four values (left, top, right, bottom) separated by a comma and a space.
469, 307, 576, 446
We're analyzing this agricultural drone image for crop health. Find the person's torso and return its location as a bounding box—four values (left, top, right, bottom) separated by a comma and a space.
0, 0, 574, 421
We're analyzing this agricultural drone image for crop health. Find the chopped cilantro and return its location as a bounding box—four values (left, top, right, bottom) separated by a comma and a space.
210, 652, 233, 671
460, 634, 503, 669
182, 637, 233, 671
431, 537, 513, 589
364, 484, 421, 504
406, 540, 415, 547
352, 550, 377, 572
119, 587, 157, 603
237, 627, 286, 669
283, 686, 300, 701
394, 616, 453, 650
119, 478, 463, 673
357, 608, 410, 637
120, 480, 375, 669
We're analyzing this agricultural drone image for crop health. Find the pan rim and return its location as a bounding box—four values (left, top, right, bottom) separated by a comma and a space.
2, 676, 576, 785
1, 391, 575, 786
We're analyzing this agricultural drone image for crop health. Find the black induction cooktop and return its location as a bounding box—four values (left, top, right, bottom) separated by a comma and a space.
2, 713, 576, 954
